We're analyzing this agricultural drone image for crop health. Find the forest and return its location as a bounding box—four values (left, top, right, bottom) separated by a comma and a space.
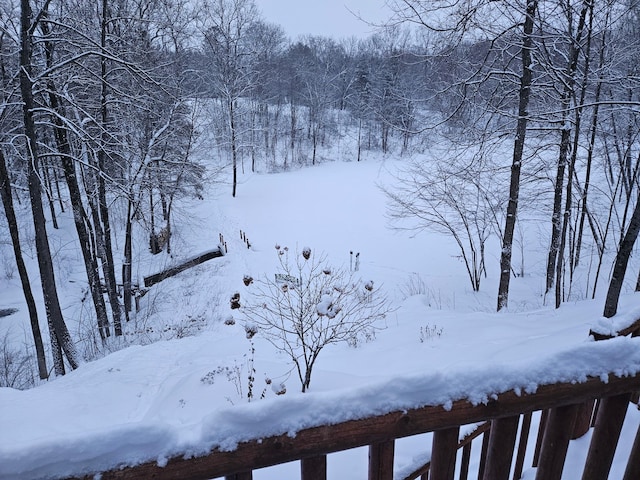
1, 0, 640, 389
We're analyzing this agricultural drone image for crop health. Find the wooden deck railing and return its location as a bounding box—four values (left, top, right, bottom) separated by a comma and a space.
75, 370, 640, 480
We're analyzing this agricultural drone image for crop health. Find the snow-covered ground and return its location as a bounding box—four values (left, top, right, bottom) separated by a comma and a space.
1, 153, 640, 479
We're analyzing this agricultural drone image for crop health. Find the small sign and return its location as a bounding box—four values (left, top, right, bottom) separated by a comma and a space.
275, 273, 301, 286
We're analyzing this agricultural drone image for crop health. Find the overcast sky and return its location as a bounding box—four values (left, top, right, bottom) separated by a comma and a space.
257, 0, 392, 40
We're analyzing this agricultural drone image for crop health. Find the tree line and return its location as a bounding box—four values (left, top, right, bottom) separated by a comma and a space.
386, 0, 640, 318
0, 0, 431, 381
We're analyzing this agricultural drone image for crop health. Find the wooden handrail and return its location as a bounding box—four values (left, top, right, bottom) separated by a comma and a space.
589, 314, 640, 340
74, 372, 640, 480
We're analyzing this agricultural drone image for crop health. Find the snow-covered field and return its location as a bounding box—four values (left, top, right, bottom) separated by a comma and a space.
1, 151, 640, 479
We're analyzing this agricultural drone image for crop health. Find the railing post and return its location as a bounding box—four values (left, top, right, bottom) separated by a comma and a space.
534, 403, 579, 480
430, 426, 460, 480
477, 426, 490, 480
532, 409, 548, 467
622, 422, 640, 480
581, 393, 631, 480
369, 439, 395, 480
572, 400, 595, 439
482, 416, 519, 480
512, 412, 532, 480
301, 455, 327, 480
460, 442, 472, 480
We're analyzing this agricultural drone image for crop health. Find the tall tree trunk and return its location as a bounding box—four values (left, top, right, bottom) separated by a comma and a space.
0, 150, 48, 379
357, 117, 362, 162
230, 98, 238, 197
42, 17, 111, 341
123, 198, 133, 320
603, 195, 640, 318
289, 102, 296, 170
545, 0, 590, 301
40, 158, 58, 229
52, 161, 64, 213
546, 126, 571, 296
497, 0, 538, 311
557, 1, 595, 307
250, 102, 256, 173
96, 0, 123, 336
19, 0, 78, 374
555, 130, 577, 308
574, 15, 607, 270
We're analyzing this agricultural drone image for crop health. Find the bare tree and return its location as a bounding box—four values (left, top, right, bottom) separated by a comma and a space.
496, 0, 539, 311
540, 0, 592, 307
19, 0, 79, 374
603, 196, 640, 318
385, 147, 502, 292
387, 0, 539, 309
0, 150, 47, 379
0, 2, 47, 380
200, 0, 261, 197
241, 246, 390, 392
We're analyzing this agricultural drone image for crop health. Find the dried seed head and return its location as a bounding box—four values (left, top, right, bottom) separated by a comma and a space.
272, 382, 286, 395
244, 324, 258, 339
230, 292, 241, 310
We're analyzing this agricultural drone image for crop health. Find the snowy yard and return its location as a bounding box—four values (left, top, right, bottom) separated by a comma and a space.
2, 156, 640, 479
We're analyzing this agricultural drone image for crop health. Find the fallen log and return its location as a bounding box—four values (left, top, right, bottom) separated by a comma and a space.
0, 308, 18, 318
144, 246, 224, 288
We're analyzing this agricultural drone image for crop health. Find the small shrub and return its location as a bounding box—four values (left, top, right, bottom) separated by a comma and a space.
201, 332, 278, 403
419, 324, 443, 343
0, 331, 36, 390
399, 273, 428, 299
242, 245, 392, 392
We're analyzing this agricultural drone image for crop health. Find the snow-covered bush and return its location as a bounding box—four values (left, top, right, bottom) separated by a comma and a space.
242, 246, 391, 392
0, 330, 36, 389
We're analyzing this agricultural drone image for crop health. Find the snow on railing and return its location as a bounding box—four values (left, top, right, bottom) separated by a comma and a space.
68, 337, 640, 480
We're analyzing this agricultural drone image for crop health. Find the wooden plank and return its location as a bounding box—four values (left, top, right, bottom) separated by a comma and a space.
430, 427, 459, 480
369, 440, 394, 480
622, 422, 640, 480
301, 455, 326, 480
74, 373, 640, 480
581, 393, 631, 480
482, 416, 519, 480
571, 400, 594, 439
534, 403, 579, 480
532, 409, 548, 467
460, 442, 472, 480
512, 412, 532, 480
143, 248, 223, 287
477, 429, 490, 480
